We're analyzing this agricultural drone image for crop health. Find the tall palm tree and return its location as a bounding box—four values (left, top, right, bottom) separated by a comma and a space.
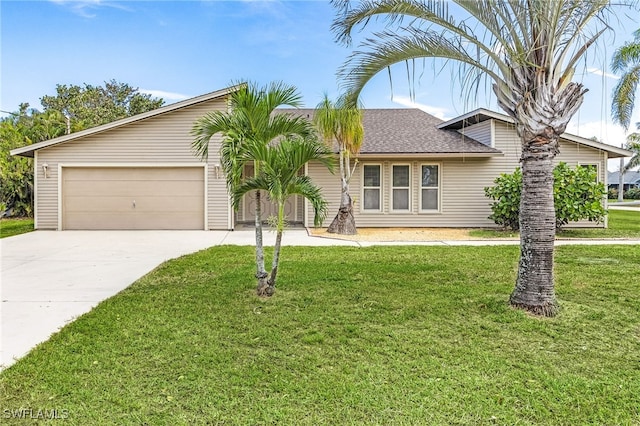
232, 137, 334, 294
612, 28, 640, 131
314, 94, 364, 234
332, 0, 622, 316
192, 81, 315, 295
623, 131, 640, 172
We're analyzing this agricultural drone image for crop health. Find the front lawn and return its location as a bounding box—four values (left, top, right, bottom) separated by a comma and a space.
470, 209, 640, 239
0, 218, 34, 238
1, 245, 639, 425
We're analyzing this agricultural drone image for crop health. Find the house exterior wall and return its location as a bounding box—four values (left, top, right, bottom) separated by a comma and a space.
306, 119, 608, 229
458, 120, 493, 147
34, 97, 230, 230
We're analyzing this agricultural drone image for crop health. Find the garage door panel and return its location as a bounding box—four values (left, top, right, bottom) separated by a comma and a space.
64, 213, 203, 230
64, 195, 203, 213
64, 167, 203, 181
65, 180, 204, 197
62, 167, 205, 230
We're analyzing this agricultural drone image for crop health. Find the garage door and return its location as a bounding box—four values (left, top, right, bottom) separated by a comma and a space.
62, 167, 205, 230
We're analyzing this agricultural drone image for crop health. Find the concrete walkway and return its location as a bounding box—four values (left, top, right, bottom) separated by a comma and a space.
2, 229, 639, 370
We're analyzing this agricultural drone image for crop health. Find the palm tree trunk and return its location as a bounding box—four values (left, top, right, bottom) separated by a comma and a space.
618, 156, 624, 202
267, 229, 284, 296
509, 146, 558, 316
327, 150, 357, 234
254, 189, 269, 296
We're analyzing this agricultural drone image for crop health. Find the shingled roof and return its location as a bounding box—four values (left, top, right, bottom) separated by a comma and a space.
288, 108, 502, 156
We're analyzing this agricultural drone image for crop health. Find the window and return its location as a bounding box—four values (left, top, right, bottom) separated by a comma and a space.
420, 164, 440, 212
392, 164, 410, 211
363, 164, 381, 211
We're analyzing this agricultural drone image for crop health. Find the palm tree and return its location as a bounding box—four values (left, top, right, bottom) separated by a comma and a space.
192, 81, 315, 295
231, 137, 334, 294
623, 131, 640, 172
314, 94, 364, 234
332, 0, 622, 316
612, 28, 640, 131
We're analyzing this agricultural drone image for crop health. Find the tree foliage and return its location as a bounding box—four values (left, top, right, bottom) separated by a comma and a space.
485, 163, 606, 231
40, 79, 164, 131
611, 28, 640, 130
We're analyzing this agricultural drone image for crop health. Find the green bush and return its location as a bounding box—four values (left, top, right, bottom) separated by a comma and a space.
484, 168, 522, 230
484, 163, 607, 231
608, 187, 619, 200
0, 122, 34, 217
626, 188, 640, 199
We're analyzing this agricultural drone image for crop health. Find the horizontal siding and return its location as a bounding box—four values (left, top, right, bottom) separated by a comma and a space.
458, 120, 492, 146
36, 97, 230, 230
307, 120, 609, 229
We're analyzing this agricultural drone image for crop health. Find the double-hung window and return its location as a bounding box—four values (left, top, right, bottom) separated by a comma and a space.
392, 164, 410, 211
363, 164, 381, 211
420, 164, 440, 212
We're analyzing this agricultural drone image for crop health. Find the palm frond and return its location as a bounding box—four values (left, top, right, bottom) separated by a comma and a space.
612, 64, 640, 130
338, 28, 504, 101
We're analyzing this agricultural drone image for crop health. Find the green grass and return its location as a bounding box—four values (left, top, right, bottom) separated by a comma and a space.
0, 218, 34, 238
1, 245, 639, 425
469, 209, 640, 239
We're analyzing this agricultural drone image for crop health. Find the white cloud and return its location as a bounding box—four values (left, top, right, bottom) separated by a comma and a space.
587, 68, 620, 80
391, 96, 450, 120
139, 89, 191, 101
48, 0, 132, 18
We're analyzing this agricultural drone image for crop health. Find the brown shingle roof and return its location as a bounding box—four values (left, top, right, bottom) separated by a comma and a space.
287, 108, 502, 155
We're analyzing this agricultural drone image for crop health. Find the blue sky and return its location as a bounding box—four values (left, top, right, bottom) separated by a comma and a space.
1, 0, 639, 167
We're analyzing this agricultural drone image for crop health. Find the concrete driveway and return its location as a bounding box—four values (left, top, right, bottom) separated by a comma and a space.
1, 231, 232, 369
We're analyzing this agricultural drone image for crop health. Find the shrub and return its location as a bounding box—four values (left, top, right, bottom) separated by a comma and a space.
484, 163, 607, 231
626, 188, 640, 199
608, 187, 619, 200
484, 168, 522, 230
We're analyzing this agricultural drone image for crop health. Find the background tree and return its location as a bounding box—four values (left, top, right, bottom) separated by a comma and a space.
40, 79, 164, 131
332, 0, 624, 316
611, 28, 640, 130
192, 81, 317, 296
231, 137, 333, 295
314, 94, 364, 235
624, 131, 640, 172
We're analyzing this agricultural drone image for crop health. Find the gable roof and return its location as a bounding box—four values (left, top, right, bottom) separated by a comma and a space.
438, 108, 633, 159
290, 108, 502, 157
608, 171, 640, 184
11, 84, 242, 158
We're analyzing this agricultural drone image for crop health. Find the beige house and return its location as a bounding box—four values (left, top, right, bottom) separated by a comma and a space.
11, 85, 631, 231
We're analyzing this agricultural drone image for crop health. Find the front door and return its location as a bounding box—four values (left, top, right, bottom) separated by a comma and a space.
239, 164, 299, 224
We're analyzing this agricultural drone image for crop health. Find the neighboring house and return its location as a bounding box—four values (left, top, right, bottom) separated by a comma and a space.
11, 85, 632, 231
607, 171, 640, 192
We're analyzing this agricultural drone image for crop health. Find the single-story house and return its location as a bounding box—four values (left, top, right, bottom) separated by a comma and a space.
607, 171, 640, 192
11, 85, 632, 231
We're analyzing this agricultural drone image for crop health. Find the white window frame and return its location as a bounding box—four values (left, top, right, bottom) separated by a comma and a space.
361, 163, 382, 213
419, 163, 441, 213
391, 163, 411, 212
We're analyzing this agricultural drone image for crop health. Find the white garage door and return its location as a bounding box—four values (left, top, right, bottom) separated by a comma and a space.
62, 167, 205, 230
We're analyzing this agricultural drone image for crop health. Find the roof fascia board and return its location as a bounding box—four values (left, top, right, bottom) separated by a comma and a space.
357, 152, 504, 159
440, 108, 633, 158
11, 84, 243, 157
